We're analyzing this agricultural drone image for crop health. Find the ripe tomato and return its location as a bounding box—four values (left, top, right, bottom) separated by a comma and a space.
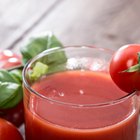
0, 101, 24, 127
0, 49, 24, 127
109, 44, 140, 93
0, 50, 22, 69
0, 118, 23, 140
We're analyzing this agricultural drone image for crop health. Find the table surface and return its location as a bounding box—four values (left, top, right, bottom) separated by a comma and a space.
0, 0, 140, 139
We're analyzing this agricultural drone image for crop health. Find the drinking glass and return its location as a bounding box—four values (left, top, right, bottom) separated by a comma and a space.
23, 46, 140, 140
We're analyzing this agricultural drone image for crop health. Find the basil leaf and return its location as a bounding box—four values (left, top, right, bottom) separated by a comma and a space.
9, 69, 22, 84
40, 48, 66, 65
47, 63, 67, 74
47, 33, 63, 49
43, 49, 67, 74
0, 70, 18, 83
0, 70, 23, 109
28, 48, 67, 81
1, 86, 23, 109
20, 32, 63, 64
0, 82, 20, 108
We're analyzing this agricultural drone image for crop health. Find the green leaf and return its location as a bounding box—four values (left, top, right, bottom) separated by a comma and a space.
0, 82, 20, 108
20, 32, 63, 64
28, 48, 67, 81
9, 69, 22, 84
47, 33, 63, 49
0, 70, 23, 109
21, 37, 47, 64
21, 32, 67, 81
29, 62, 48, 81
47, 63, 67, 74
1, 86, 23, 109
0, 70, 19, 83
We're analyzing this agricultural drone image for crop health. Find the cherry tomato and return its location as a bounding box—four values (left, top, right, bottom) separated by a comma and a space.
0, 49, 24, 127
0, 101, 24, 127
0, 118, 23, 140
0, 50, 22, 69
109, 44, 140, 93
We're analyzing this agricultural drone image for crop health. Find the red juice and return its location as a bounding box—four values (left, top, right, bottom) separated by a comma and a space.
24, 71, 139, 140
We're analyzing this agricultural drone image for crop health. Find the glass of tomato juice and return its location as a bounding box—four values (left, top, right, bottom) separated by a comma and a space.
23, 46, 140, 140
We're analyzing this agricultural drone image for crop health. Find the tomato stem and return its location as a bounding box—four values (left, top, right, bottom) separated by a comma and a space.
121, 52, 140, 73
122, 64, 140, 72
138, 52, 140, 64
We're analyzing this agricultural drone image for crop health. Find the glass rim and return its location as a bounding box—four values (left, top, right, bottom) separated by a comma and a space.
22, 45, 137, 108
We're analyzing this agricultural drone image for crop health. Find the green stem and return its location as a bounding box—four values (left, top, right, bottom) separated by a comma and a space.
138, 52, 140, 64
122, 64, 140, 72
122, 52, 140, 73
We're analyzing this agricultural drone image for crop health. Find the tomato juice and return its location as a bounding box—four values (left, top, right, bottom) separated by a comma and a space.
24, 71, 139, 140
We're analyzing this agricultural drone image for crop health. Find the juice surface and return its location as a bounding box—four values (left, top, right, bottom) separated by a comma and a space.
24, 71, 139, 140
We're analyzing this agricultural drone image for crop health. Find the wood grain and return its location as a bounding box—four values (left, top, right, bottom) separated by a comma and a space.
0, 0, 62, 49
13, 0, 140, 51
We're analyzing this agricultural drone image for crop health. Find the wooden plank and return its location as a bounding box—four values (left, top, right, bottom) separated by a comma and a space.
0, 0, 63, 49
14, 0, 140, 51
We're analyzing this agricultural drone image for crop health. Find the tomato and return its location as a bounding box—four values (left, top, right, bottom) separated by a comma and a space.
0, 49, 24, 127
0, 118, 23, 140
109, 44, 140, 93
0, 101, 24, 127
0, 50, 22, 69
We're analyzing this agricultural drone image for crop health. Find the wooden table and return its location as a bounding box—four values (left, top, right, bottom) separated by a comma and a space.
0, 0, 140, 139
